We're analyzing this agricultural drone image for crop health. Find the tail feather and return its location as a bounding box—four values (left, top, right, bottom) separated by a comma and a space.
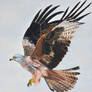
45, 67, 80, 92
62, 66, 80, 71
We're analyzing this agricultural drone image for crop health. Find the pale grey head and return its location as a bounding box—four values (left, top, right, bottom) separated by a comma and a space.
9, 54, 26, 63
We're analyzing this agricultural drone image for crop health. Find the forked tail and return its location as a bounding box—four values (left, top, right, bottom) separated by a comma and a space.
45, 66, 80, 92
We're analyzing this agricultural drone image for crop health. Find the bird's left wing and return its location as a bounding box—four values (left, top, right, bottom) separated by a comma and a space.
22, 5, 64, 56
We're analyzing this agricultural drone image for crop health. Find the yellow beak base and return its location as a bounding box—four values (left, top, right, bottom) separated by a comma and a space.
9, 57, 14, 61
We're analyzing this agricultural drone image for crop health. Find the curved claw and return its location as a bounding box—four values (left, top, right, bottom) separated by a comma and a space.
27, 78, 35, 87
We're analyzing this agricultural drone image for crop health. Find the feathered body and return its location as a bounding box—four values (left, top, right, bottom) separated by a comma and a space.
13, 54, 80, 91
10, 0, 91, 92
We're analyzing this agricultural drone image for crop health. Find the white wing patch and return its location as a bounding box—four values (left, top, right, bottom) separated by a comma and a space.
22, 39, 35, 56
22, 39, 35, 48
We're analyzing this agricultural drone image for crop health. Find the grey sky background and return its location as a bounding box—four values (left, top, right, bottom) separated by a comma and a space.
0, 0, 92, 92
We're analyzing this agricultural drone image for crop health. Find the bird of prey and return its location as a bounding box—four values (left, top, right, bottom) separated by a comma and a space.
9, 0, 91, 92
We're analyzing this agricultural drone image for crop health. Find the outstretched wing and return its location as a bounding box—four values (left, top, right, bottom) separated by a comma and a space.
31, 1, 91, 69
22, 5, 64, 56
42, 21, 80, 69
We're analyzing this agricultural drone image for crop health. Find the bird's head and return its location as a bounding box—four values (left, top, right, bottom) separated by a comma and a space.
9, 54, 25, 63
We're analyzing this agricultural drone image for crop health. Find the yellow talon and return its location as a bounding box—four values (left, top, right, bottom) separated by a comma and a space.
27, 78, 35, 87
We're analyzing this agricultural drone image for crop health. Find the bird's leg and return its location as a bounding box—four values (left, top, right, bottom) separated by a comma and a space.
27, 78, 35, 87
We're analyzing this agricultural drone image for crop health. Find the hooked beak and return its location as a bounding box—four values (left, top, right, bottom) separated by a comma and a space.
9, 57, 14, 61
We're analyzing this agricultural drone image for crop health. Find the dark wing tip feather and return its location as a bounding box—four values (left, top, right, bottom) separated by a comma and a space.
64, 1, 81, 20
74, 12, 91, 21
39, 5, 60, 23
73, 2, 92, 19
36, 5, 53, 23
60, 0, 91, 22
69, 0, 87, 18
45, 11, 64, 23
32, 9, 42, 23
60, 6, 69, 21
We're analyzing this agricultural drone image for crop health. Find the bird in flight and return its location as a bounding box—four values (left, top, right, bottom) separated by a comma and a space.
9, 0, 91, 92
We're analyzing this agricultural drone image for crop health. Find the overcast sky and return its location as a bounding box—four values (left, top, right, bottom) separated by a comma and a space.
0, 0, 92, 92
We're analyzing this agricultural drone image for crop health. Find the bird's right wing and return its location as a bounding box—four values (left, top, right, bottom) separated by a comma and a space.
30, 0, 91, 69
41, 21, 80, 69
